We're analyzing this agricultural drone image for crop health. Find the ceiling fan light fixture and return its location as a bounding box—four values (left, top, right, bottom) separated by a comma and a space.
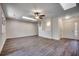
32, 9, 45, 20
35, 16, 39, 19
34, 12, 40, 16
32, 9, 43, 13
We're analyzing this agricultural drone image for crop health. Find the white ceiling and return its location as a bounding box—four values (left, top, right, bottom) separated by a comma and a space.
2, 3, 79, 22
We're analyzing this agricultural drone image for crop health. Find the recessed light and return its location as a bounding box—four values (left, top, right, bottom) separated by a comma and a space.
65, 16, 71, 19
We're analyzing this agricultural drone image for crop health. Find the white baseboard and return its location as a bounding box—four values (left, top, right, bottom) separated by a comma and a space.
7, 35, 37, 39
39, 35, 52, 39
0, 39, 7, 54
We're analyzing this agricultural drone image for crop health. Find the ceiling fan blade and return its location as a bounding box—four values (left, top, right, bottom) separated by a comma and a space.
22, 16, 37, 21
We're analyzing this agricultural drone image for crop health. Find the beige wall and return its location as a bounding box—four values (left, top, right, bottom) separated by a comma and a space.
6, 19, 38, 38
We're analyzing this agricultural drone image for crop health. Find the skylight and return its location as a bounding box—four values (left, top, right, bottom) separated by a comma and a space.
60, 3, 76, 10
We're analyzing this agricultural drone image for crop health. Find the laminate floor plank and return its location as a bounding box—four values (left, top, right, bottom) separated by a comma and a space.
0, 36, 79, 56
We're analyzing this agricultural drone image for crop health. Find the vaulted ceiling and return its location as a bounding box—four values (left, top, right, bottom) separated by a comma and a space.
1, 3, 79, 22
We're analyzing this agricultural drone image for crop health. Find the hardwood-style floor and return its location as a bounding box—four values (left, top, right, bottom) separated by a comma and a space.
0, 36, 79, 56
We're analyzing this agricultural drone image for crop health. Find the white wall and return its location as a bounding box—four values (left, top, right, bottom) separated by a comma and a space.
38, 16, 79, 40
0, 4, 6, 53
38, 18, 61, 40
6, 19, 38, 38
62, 17, 79, 39
38, 19, 52, 39
0, 4, 2, 53
51, 18, 61, 40
52, 16, 79, 40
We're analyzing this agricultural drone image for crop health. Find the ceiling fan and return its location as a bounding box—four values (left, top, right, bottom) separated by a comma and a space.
22, 9, 45, 21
